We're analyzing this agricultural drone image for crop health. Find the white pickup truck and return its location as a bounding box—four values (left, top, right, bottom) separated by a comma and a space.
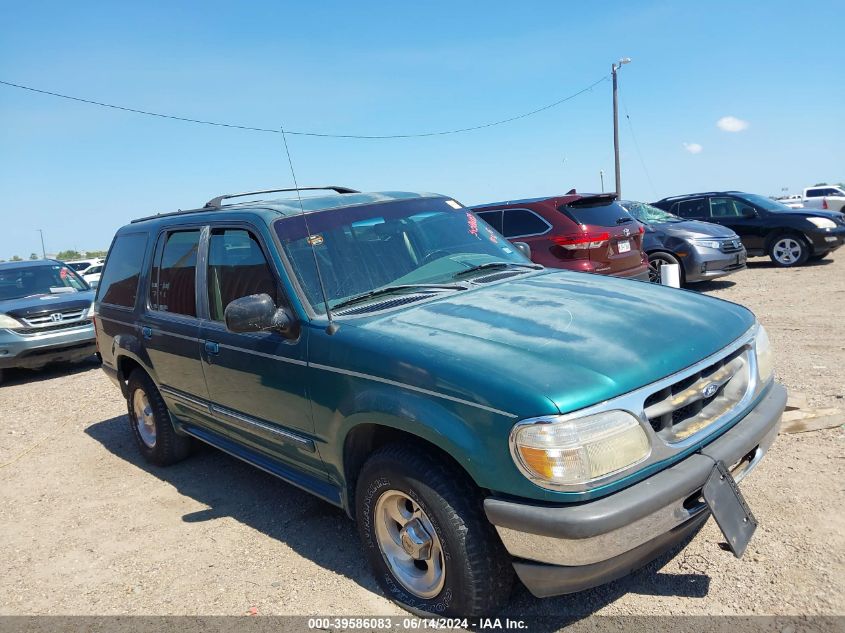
781, 186, 845, 212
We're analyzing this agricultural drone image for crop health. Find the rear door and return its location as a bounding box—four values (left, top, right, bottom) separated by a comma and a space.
138, 227, 209, 410
197, 225, 322, 480
558, 197, 644, 275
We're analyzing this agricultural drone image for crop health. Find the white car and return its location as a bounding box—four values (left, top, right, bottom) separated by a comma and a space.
80, 263, 103, 288
64, 258, 104, 273
799, 186, 845, 212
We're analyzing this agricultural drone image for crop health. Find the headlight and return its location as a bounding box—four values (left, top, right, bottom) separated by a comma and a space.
692, 238, 723, 249
510, 410, 651, 488
807, 217, 836, 229
84, 301, 96, 319
755, 324, 774, 384
0, 313, 22, 329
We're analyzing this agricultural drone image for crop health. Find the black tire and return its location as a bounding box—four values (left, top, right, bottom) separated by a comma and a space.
647, 251, 684, 285
0, 369, 4, 385
126, 369, 191, 466
768, 234, 809, 267
355, 443, 513, 617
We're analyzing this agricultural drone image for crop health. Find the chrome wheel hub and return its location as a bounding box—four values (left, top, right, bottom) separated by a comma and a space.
133, 389, 157, 448
374, 490, 445, 599
773, 238, 801, 264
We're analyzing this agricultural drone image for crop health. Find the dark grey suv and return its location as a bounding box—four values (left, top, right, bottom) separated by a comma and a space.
620, 201, 747, 285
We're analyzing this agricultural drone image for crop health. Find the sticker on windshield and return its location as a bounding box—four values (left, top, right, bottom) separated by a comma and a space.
306, 235, 324, 246
502, 247, 512, 254
466, 212, 478, 236
446, 200, 462, 209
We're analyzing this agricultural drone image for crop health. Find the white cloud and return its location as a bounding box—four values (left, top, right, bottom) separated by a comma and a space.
683, 142, 703, 154
716, 116, 749, 132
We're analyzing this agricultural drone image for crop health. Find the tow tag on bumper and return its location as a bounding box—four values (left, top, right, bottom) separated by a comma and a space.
702, 460, 758, 557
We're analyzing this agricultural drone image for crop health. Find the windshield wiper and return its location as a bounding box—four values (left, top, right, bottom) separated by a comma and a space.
332, 283, 468, 311
452, 261, 543, 279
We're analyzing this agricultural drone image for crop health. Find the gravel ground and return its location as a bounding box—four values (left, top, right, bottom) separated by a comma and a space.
0, 256, 843, 623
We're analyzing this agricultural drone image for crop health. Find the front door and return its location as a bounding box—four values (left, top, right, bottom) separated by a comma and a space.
197, 226, 323, 480
708, 197, 766, 253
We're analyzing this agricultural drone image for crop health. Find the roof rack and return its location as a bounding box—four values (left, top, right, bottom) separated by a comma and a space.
204, 186, 359, 209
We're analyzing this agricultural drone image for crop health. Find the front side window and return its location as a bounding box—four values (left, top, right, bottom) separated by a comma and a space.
150, 230, 200, 317
207, 229, 278, 321
502, 209, 549, 237
97, 233, 148, 307
675, 198, 708, 219
274, 197, 527, 314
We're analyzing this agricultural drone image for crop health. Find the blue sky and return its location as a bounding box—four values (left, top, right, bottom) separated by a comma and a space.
0, 0, 842, 258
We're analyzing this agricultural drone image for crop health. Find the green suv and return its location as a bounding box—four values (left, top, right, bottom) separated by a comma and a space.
94, 187, 786, 617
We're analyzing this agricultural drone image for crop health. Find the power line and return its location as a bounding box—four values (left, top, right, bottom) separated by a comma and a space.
622, 100, 658, 199
0, 76, 609, 140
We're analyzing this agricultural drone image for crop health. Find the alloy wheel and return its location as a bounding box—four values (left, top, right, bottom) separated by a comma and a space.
373, 490, 445, 599
132, 388, 157, 448
772, 238, 803, 265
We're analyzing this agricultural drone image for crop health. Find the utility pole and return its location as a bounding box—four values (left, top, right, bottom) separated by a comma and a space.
612, 57, 632, 199
600, 170, 605, 193
37, 229, 46, 259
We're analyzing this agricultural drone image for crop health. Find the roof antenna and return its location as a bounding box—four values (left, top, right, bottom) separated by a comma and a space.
280, 124, 339, 335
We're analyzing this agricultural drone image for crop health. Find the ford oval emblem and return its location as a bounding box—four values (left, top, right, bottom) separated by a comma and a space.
703, 383, 718, 398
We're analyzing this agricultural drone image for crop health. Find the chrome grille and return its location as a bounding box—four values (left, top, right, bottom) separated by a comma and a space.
720, 238, 743, 253
22, 309, 86, 326
643, 346, 751, 443
13, 320, 92, 336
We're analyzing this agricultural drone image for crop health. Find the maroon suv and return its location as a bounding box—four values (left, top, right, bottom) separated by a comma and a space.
472, 192, 649, 280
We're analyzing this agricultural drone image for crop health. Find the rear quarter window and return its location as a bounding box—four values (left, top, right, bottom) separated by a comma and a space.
97, 233, 148, 308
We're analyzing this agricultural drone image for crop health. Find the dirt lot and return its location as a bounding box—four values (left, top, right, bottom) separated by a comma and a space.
0, 257, 843, 622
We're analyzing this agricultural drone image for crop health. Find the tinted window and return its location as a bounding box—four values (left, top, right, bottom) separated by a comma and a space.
150, 230, 200, 317
207, 229, 278, 321
476, 210, 503, 233
558, 200, 634, 227
806, 189, 822, 198
709, 198, 743, 217
67, 262, 90, 272
98, 234, 148, 307
675, 198, 708, 219
503, 209, 549, 237
86, 265, 103, 275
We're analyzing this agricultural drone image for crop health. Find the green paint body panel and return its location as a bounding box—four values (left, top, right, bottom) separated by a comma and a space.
99, 193, 758, 510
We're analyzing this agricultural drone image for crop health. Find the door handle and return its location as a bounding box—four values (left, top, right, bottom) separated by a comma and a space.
141, 326, 153, 339
204, 341, 220, 355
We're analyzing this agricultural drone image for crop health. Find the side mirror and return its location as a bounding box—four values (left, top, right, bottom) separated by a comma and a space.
224, 294, 295, 336
512, 241, 532, 259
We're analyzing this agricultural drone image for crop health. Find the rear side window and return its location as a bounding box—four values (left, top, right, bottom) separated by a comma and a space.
97, 233, 148, 308
502, 209, 549, 237
149, 230, 200, 317
558, 200, 633, 227
806, 189, 822, 198
675, 198, 708, 219
207, 229, 278, 321
476, 210, 503, 233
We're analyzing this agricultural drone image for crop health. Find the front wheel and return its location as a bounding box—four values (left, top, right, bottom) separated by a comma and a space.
355, 444, 513, 617
769, 235, 809, 267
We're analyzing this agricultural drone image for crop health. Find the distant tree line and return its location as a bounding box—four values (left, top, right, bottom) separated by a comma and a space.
0, 249, 108, 263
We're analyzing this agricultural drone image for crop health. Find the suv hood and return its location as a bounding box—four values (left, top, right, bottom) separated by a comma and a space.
356, 270, 755, 415
651, 219, 737, 239
1, 290, 95, 319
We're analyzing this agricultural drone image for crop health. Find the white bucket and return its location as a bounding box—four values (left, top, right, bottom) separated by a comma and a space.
659, 263, 681, 288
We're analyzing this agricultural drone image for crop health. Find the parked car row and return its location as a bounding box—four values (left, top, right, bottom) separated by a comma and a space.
86, 185, 786, 618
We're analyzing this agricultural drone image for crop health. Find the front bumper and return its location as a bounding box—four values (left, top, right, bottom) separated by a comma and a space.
484, 381, 786, 597
684, 247, 747, 283
807, 226, 845, 253
0, 323, 96, 369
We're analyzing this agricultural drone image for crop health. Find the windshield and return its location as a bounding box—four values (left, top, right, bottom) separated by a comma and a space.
737, 193, 796, 213
0, 264, 89, 301
274, 197, 530, 314
621, 201, 682, 223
